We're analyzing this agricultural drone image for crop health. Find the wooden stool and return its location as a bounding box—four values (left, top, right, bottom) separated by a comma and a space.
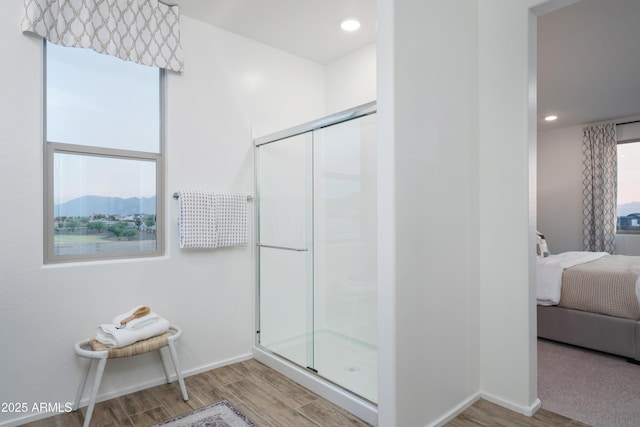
73, 325, 188, 427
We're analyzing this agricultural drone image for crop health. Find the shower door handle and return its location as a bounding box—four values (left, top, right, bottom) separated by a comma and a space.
257, 243, 308, 252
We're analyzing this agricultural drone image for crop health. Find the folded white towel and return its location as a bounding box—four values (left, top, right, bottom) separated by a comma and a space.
112, 306, 161, 330
95, 317, 170, 348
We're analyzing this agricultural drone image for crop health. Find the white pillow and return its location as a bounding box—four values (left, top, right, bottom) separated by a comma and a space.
536, 231, 550, 258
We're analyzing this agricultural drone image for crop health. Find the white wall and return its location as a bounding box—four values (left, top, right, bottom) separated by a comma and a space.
538, 122, 640, 255
377, 1, 481, 425
478, 0, 544, 415
537, 125, 584, 253
377, 0, 552, 425
615, 233, 640, 255
0, 2, 325, 425
325, 43, 377, 114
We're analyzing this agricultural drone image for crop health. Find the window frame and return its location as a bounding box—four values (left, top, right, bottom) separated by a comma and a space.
43, 41, 165, 264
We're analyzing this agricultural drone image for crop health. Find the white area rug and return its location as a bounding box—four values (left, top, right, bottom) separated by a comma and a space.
151, 400, 259, 427
538, 339, 640, 427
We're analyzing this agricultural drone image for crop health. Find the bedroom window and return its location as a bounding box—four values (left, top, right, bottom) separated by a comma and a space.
44, 41, 165, 263
616, 140, 640, 234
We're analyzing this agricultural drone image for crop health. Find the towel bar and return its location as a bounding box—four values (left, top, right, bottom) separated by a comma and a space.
173, 192, 253, 201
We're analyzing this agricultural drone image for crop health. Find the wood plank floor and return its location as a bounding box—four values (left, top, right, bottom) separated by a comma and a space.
20, 359, 587, 427
445, 399, 590, 427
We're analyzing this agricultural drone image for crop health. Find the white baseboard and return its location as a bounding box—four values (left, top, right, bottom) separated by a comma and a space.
480, 391, 542, 416
421, 391, 542, 427
180, 353, 254, 380
0, 353, 253, 427
427, 392, 481, 427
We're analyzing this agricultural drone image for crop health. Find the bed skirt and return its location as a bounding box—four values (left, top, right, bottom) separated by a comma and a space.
537, 305, 640, 362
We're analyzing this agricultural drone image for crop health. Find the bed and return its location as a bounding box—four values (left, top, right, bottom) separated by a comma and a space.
535, 248, 640, 363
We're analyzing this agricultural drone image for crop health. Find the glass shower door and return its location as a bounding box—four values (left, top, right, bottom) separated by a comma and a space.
313, 114, 377, 402
255, 104, 377, 404
256, 132, 314, 370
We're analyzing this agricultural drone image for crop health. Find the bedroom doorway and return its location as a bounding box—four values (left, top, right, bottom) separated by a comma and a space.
534, 0, 640, 425
533, 0, 581, 422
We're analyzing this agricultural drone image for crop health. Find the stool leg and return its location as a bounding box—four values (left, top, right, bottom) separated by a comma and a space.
84, 358, 107, 427
73, 359, 93, 411
157, 349, 171, 384
167, 342, 188, 401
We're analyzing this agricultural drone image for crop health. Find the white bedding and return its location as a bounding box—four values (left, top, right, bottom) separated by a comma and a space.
536, 251, 608, 306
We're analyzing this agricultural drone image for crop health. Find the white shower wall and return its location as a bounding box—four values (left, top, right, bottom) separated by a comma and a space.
314, 116, 378, 347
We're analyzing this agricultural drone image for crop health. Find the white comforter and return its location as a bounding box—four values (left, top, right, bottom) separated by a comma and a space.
536, 251, 608, 306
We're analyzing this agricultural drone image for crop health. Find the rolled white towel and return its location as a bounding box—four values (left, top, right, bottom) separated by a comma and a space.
112, 306, 161, 330
95, 316, 170, 348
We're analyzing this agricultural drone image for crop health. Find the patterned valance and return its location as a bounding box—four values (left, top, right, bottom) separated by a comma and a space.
21, 0, 183, 72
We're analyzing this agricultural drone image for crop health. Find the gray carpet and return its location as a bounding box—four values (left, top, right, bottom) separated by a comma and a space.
538, 339, 640, 427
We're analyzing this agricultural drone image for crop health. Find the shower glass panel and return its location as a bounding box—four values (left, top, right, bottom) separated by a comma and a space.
256, 103, 377, 403
313, 114, 377, 402
257, 132, 313, 370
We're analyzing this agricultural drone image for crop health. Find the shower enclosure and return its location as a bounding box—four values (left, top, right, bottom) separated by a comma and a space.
254, 102, 377, 406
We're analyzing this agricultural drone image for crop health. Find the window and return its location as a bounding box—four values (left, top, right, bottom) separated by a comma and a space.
44, 41, 164, 263
616, 140, 640, 234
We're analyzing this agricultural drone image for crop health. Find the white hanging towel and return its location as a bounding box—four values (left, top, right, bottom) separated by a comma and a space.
178, 190, 216, 249
212, 192, 248, 248
178, 190, 247, 249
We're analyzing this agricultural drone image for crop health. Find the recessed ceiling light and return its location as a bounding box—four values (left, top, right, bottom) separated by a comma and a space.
544, 115, 558, 121
341, 18, 361, 32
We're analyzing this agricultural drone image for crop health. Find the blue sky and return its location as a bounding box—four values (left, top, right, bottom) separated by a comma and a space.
617, 142, 640, 206
47, 42, 159, 204
54, 153, 156, 204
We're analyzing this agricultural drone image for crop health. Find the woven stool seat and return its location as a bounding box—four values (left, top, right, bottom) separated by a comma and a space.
88, 332, 171, 358
73, 325, 188, 427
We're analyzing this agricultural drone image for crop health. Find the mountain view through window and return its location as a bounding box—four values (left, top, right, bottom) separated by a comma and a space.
617, 141, 640, 233
46, 42, 163, 262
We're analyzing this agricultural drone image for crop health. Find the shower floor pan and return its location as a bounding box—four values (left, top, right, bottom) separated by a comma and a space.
263, 329, 377, 403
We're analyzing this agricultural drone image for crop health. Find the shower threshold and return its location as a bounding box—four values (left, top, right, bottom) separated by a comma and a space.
254, 330, 378, 425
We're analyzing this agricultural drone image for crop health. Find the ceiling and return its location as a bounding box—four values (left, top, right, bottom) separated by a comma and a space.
169, 0, 640, 132
169, 0, 376, 65
538, 0, 640, 130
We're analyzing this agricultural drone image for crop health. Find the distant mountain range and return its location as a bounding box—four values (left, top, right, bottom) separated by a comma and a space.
54, 195, 156, 217
618, 201, 640, 217
53, 195, 639, 218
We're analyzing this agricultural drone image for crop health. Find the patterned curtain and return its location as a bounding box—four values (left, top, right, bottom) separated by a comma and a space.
21, 0, 183, 72
582, 123, 617, 253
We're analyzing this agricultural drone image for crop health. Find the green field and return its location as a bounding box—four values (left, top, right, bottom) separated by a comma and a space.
54, 234, 110, 244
